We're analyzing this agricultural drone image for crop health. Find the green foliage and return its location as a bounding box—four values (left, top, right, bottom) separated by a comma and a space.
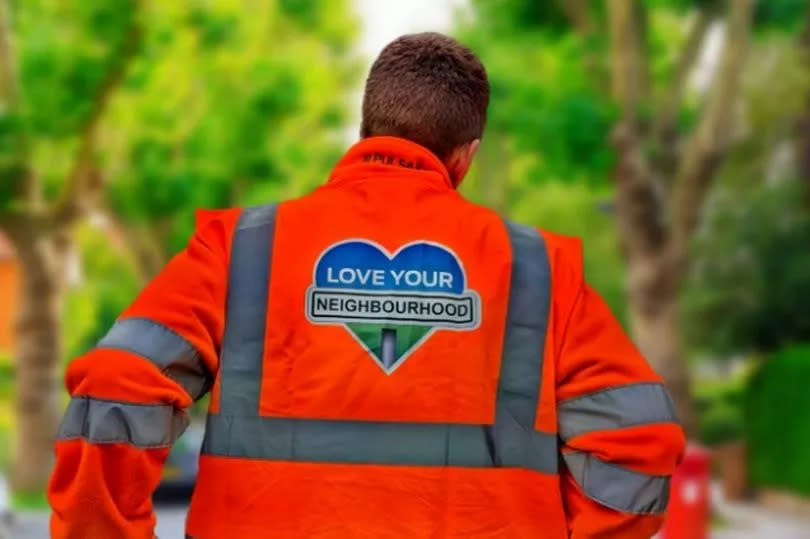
0, 0, 142, 211
469, 0, 570, 36
682, 32, 810, 357
694, 375, 746, 415
0, 352, 11, 471
104, 0, 360, 258
0, 112, 27, 211
746, 345, 810, 496
695, 370, 748, 446
16, 0, 138, 138
11, 489, 48, 510
753, 0, 807, 33
647, 0, 807, 31
63, 225, 140, 363
683, 179, 810, 354
459, 28, 616, 185
699, 401, 744, 446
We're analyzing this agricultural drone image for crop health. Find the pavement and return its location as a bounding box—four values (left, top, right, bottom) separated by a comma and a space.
9, 505, 187, 538
711, 484, 810, 539
3, 483, 810, 538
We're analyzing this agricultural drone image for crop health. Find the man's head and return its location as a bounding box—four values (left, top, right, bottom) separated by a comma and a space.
361, 32, 490, 186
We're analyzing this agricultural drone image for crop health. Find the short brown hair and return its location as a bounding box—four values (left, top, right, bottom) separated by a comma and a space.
361, 32, 490, 160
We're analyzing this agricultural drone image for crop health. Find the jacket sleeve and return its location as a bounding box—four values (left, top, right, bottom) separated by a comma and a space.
546, 234, 686, 539
48, 209, 239, 539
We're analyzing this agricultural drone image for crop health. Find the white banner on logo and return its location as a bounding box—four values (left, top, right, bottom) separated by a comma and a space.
307, 288, 480, 328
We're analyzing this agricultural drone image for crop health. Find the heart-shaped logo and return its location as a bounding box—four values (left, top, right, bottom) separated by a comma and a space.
306, 240, 481, 374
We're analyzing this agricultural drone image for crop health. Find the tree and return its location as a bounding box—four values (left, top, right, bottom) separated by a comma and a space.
605, 0, 754, 431
103, 0, 359, 279
0, 0, 359, 494
683, 8, 810, 355
458, 0, 791, 432
797, 5, 810, 204
0, 0, 142, 494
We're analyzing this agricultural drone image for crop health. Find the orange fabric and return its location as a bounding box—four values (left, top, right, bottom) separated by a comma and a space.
260, 139, 511, 423
542, 231, 686, 538
49, 137, 685, 538
186, 456, 567, 539
560, 471, 664, 539
0, 257, 18, 351
48, 209, 238, 539
49, 440, 168, 539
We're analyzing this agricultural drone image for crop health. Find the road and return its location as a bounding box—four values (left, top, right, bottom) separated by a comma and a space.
711, 484, 810, 539
6, 484, 810, 538
9, 505, 187, 538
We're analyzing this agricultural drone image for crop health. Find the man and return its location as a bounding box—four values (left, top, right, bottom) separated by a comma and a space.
49, 33, 684, 538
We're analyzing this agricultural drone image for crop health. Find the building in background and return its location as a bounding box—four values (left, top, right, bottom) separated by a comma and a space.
0, 232, 17, 352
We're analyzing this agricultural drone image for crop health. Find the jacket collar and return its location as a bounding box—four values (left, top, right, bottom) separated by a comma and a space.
328, 136, 453, 188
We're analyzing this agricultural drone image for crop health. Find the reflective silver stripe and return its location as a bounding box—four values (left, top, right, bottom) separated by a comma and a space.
203, 415, 558, 469
57, 396, 189, 448
492, 220, 555, 471
563, 451, 670, 514
218, 204, 277, 415
97, 317, 210, 400
558, 383, 679, 440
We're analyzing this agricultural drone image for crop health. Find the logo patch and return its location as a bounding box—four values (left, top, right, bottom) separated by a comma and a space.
306, 240, 481, 374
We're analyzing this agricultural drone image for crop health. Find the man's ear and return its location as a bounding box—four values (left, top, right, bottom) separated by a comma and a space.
445, 139, 480, 188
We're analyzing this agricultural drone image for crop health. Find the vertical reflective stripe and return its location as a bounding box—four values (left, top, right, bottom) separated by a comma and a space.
493, 220, 555, 471
218, 204, 277, 416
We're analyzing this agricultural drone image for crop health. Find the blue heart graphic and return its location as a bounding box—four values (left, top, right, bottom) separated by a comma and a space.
315, 241, 465, 293
309, 240, 476, 374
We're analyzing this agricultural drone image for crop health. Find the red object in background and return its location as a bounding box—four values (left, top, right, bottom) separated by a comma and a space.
660, 444, 710, 539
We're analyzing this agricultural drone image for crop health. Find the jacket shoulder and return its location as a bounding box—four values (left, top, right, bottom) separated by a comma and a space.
500, 220, 584, 270
537, 227, 585, 301
537, 229, 584, 268
192, 207, 244, 257
194, 207, 243, 231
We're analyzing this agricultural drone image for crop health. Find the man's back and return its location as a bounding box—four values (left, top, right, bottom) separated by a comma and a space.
262, 136, 511, 419
48, 32, 684, 539
187, 135, 568, 537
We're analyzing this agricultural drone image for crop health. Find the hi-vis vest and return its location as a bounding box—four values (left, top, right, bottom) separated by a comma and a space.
52, 137, 683, 539
204, 204, 556, 470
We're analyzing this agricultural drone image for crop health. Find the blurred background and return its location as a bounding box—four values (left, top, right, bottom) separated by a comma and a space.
1, 0, 809, 537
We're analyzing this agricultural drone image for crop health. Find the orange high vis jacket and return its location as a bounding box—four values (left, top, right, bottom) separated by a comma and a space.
49, 137, 685, 539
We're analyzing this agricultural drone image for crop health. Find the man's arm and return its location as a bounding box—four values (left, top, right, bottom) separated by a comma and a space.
543, 232, 686, 539
48, 209, 240, 539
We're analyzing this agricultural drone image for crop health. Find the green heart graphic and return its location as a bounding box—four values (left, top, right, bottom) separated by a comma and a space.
346, 323, 433, 372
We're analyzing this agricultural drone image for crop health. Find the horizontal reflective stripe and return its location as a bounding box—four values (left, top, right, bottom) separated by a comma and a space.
558, 383, 679, 440
202, 415, 558, 473
97, 317, 210, 400
57, 396, 189, 448
563, 452, 670, 514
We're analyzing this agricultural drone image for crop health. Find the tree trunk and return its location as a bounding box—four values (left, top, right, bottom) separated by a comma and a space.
625, 252, 695, 433
10, 227, 67, 493
797, 5, 810, 206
